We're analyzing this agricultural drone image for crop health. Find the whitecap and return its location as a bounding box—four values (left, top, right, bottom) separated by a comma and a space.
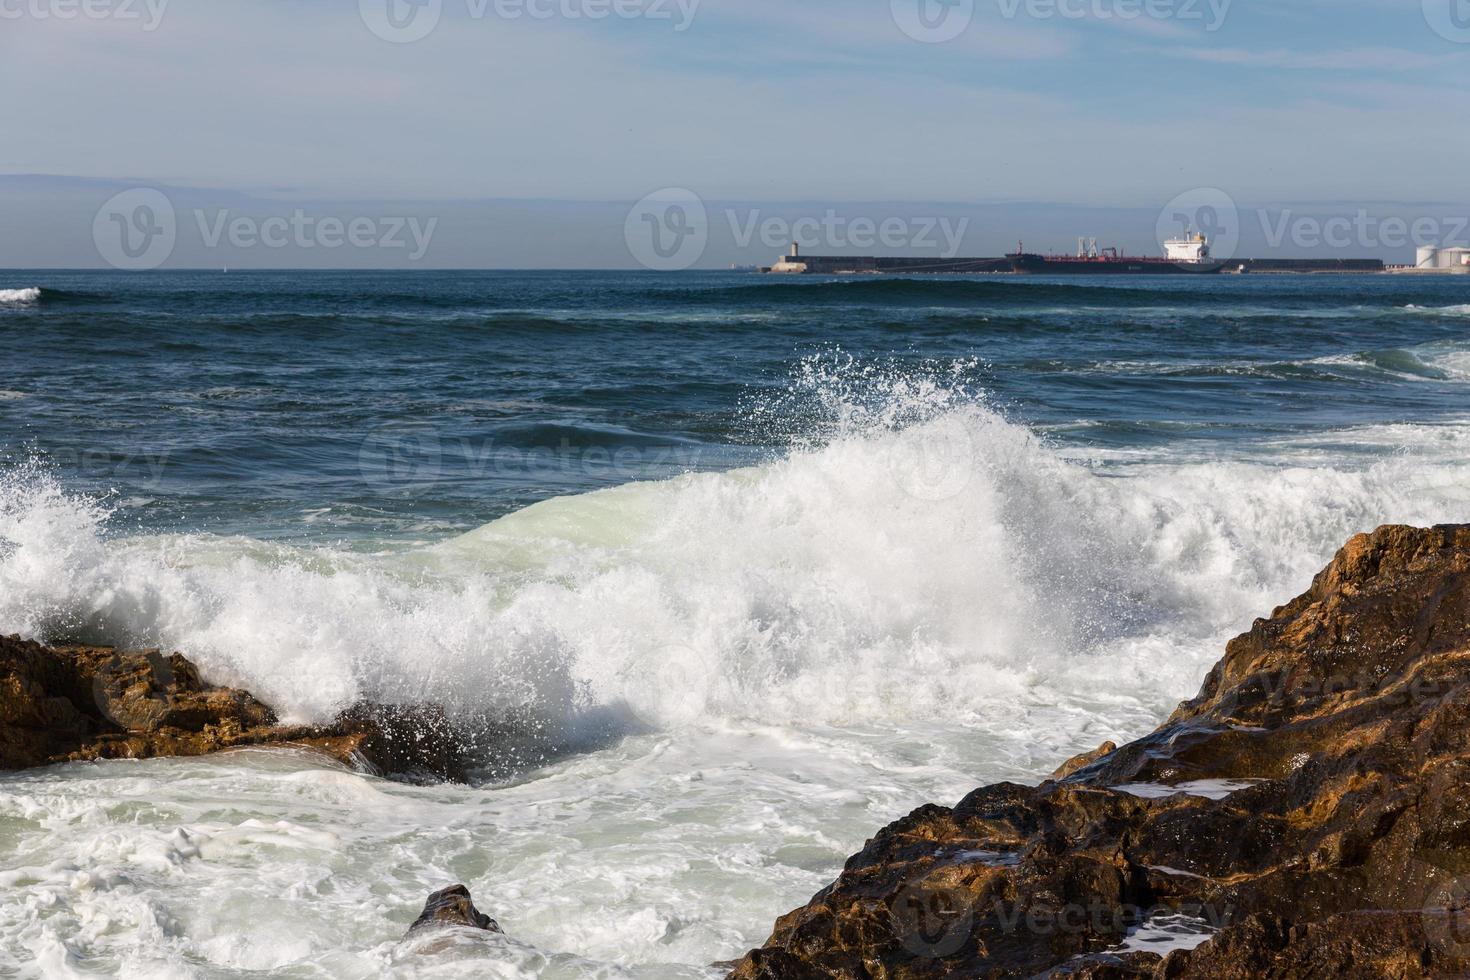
0, 287, 41, 305
1, 368, 1466, 740
1402, 303, 1470, 317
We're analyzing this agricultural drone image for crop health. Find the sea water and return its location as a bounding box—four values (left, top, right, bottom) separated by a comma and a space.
1, 270, 1468, 976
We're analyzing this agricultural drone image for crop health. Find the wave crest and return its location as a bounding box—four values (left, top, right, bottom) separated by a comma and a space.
1404, 303, 1470, 316
0, 287, 41, 305
1, 368, 1465, 748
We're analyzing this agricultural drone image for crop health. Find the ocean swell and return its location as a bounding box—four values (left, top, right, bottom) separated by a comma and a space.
3, 396, 1465, 765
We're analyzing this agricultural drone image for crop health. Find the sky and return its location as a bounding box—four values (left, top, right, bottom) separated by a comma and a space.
3, 0, 1469, 267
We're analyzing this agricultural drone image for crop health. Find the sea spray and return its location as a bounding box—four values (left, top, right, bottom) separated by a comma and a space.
6, 271, 1470, 974
1, 370, 1462, 744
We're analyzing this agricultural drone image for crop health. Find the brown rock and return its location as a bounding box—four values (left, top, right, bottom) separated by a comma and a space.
332, 702, 472, 783
1155, 909, 1470, 978
1052, 740, 1118, 780
406, 884, 501, 937
0, 635, 470, 782
729, 525, 1470, 978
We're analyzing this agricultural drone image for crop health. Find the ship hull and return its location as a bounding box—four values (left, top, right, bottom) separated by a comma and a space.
1007, 254, 1225, 275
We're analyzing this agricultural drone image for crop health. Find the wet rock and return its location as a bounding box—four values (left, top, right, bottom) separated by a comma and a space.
406, 884, 501, 937
729, 525, 1470, 978
1052, 740, 1118, 780
333, 701, 472, 784
1, 638, 274, 769
0, 635, 469, 781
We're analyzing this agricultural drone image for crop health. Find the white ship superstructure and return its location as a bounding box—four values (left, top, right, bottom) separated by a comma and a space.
1163, 233, 1212, 264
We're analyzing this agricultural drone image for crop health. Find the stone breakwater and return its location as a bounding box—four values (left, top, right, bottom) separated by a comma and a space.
730, 525, 1470, 978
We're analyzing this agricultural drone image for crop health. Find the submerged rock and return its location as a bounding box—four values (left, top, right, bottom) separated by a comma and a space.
730, 525, 1470, 978
0, 636, 469, 781
406, 884, 502, 937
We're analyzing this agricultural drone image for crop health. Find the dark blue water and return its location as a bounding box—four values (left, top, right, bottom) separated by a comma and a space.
2, 270, 1468, 541
3, 269, 1469, 980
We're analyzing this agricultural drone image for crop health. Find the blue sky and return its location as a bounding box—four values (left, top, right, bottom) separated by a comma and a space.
2, 1, 1468, 266
3, 0, 1467, 203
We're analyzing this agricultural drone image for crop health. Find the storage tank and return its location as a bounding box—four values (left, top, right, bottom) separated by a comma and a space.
1417, 245, 1441, 269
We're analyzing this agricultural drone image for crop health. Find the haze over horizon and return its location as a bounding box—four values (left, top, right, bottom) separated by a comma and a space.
4, 0, 1469, 267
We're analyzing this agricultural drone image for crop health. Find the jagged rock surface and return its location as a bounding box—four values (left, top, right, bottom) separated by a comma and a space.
730, 525, 1470, 979
0, 635, 469, 781
406, 884, 502, 937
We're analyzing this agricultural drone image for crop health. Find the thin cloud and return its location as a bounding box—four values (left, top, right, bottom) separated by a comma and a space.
1170, 45, 1466, 71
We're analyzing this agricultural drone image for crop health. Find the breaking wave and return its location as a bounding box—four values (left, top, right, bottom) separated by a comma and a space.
0, 288, 41, 306
1, 365, 1466, 752
1403, 303, 1470, 317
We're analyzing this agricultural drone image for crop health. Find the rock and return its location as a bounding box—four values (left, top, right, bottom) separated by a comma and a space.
1, 638, 275, 769
1052, 740, 1118, 780
0, 635, 470, 781
334, 702, 472, 784
406, 884, 501, 937
729, 525, 1470, 978
1154, 910, 1465, 978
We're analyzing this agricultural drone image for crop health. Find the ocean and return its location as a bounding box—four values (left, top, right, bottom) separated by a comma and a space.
1, 270, 1468, 977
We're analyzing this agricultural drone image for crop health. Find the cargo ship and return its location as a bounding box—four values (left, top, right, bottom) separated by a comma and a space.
1006, 234, 1225, 275
761, 243, 1010, 275
760, 234, 1388, 275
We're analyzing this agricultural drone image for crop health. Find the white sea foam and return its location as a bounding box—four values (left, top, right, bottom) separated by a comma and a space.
1111, 911, 1220, 955
1414, 339, 1470, 379
1404, 303, 1470, 317
1, 396, 1466, 737
0, 287, 41, 305
3, 376, 1469, 975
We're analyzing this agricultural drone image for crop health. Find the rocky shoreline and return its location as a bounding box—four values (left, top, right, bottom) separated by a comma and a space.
729, 524, 1470, 977
4, 525, 1470, 975
0, 635, 469, 782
